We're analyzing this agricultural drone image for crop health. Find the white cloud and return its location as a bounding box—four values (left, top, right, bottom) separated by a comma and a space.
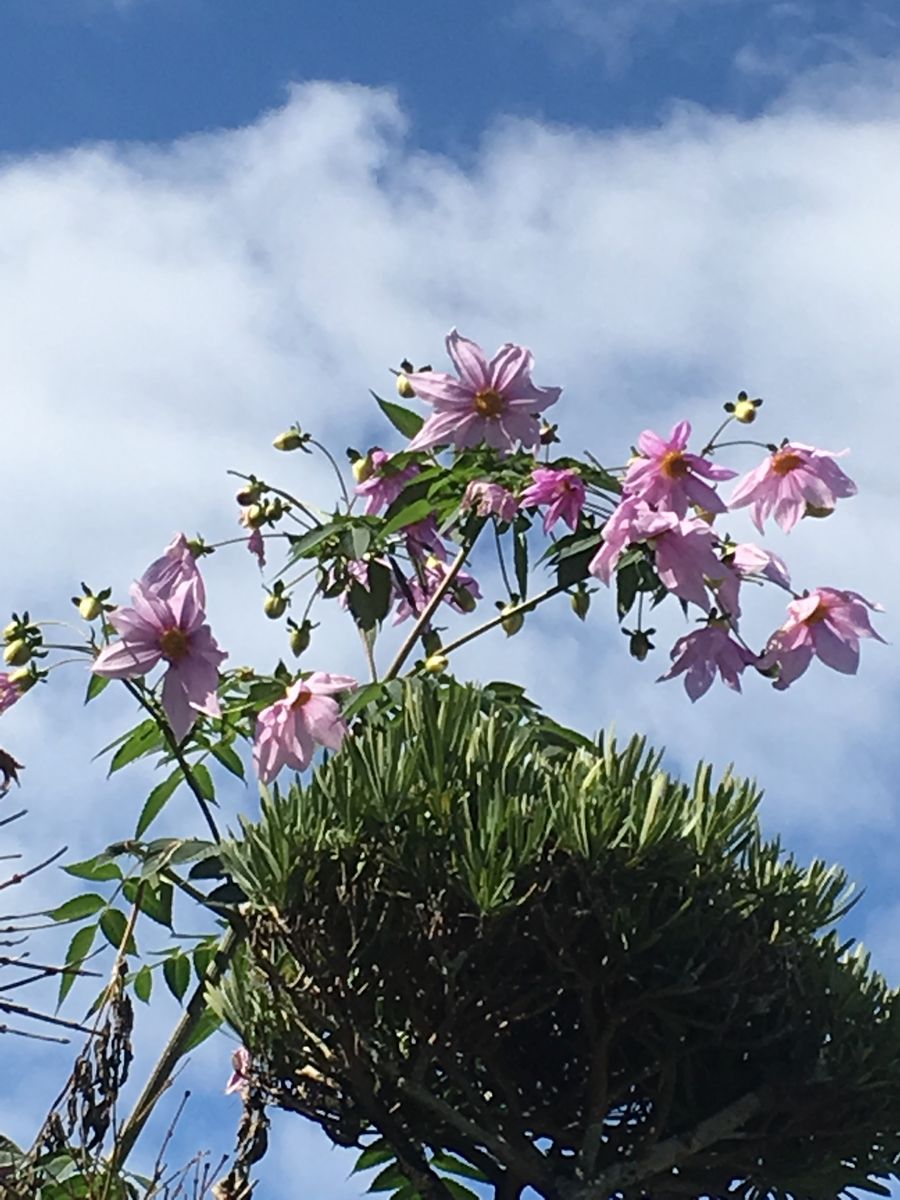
2, 70, 900, 1194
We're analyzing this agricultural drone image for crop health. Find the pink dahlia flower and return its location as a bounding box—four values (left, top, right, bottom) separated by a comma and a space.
405, 329, 561, 454
716, 542, 791, 620
648, 513, 730, 612
462, 480, 519, 523
623, 421, 736, 517
763, 587, 885, 689
92, 578, 226, 742
404, 516, 448, 562
728, 443, 857, 533
142, 533, 204, 604
253, 671, 357, 783
225, 1046, 251, 1097
659, 622, 756, 701
0, 673, 20, 715
355, 449, 419, 515
588, 497, 649, 584
519, 467, 586, 534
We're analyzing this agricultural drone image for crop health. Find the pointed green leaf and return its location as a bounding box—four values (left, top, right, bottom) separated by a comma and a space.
133, 964, 153, 1004
163, 952, 191, 1002
211, 742, 245, 780
372, 392, 424, 439
58, 923, 97, 1007
84, 672, 110, 704
99, 908, 136, 955
49, 894, 106, 922
135, 769, 184, 837
353, 1142, 395, 1173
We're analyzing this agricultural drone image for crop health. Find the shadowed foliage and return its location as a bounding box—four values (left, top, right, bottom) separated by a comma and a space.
214, 679, 900, 1200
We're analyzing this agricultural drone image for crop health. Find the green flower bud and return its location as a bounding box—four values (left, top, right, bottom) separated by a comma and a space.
263, 593, 288, 619
351, 452, 374, 484
497, 601, 524, 637
4, 639, 31, 667
288, 620, 313, 656
2, 621, 18, 642
570, 588, 591, 620
78, 595, 103, 622
423, 652, 449, 674
8, 667, 37, 693
396, 374, 415, 400
245, 504, 266, 529
273, 429, 304, 452
626, 629, 655, 662
804, 503, 834, 519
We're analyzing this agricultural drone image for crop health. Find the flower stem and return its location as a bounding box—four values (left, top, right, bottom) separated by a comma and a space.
440, 582, 568, 658
310, 439, 351, 509
384, 541, 474, 681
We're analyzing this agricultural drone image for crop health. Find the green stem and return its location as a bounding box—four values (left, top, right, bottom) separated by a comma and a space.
311, 439, 351, 509
384, 541, 476, 681
107, 925, 241, 1174
440, 583, 568, 659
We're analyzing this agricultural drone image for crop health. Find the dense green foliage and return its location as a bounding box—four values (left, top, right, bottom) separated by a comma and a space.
214, 680, 900, 1200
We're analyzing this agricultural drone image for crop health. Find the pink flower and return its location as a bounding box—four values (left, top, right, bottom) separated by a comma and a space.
393, 556, 482, 624
589, 496, 652, 583
142, 533, 204, 604
253, 671, 358, 783
405, 329, 561, 454
0, 674, 20, 715
762, 588, 885, 690
716, 542, 791, 620
225, 1047, 251, 1097
355, 449, 419, 515
92, 578, 226, 742
519, 467, 586, 534
623, 422, 736, 517
728, 443, 857, 533
462, 480, 519, 523
246, 527, 265, 568
659, 622, 756, 701
648, 513, 730, 612
404, 516, 448, 562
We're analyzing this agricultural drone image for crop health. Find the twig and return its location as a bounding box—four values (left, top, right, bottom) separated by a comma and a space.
384, 542, 474, 680
0, 846, 67, 892
440, 583, 568, 658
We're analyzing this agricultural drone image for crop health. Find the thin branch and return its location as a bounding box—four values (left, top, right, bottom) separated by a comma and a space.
440, 583, 568, 659
0, 846, 67, 892
384, 542, 475, 680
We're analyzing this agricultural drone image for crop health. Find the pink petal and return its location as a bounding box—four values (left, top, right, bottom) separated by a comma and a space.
446, 329, 490, 391
302, 696, 348, 751
813, 625, 859, 674
93, 639, 162, 679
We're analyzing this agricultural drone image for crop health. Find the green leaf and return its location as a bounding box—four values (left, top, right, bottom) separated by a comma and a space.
49, 893, 106, 922
163, 952, 191, 1002
380, 497, 435, 538
99, 908, 136, 955
108, 719, 162, 775
441, 1181, 480, 1200
63, 854, 122, 883
211, 741, 245, 780
429, 1154, 488, 1183
123, 878, 173, 928
283, 520, 343, 567
368, 1163, 410, 1193
191, 762, 215, 802
133, 964, 153, 1004
373, 392, 424, 439
351, 524, 372, 560
135, 769, 183, 838
181, 1006, 221, 1052
84, 672, 110, 704
59, 924, 97, 1007
192, 940, 217, 980
353, 1142, 395, 1174
513, 528, 529, 599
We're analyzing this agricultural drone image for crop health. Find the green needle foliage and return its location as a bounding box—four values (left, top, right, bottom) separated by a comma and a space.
214, 679, 900, 1200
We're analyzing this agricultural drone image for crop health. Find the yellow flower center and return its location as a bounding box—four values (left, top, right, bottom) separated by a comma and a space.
660, 450, 690, 479
473, 388, 505, 418
772, 449, 803, 476
803, 600, 831, 626
159, 628, 189, 662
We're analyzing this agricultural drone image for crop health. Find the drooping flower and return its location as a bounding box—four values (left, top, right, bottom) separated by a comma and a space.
461, 480, 519, 523
0, 674, 20, 715
225, 1047, 251, 1097
728, 443, 857, 533
519, 467, 585, 534
405, 329, 561, 454
253, 671, 358, 783
588, 496, 649, 584
92, 578, 226, 741
404, 515, 448, 562
658, 621, 756, 701
142, 533, 204, 604
648, 513, 731, 612
716, 542, 792, 619
355, 449, 419, 515
762, 588, 885, 689
246, 527, 265, 568
393, 556, 482, 624
623, 421, 736, 517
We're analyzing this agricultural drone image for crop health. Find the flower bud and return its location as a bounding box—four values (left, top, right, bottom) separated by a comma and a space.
452, 587, 478, 614
351, 453, 374, 485
78, 595, 103, 622
245, 504, 266, 529
273, 429, 304, 452
423, 652, 449, 674
570, 588, 591, 621
396, 374, 415, 400
263, 593, 288, 620
497, 601, 524, 637
2, 621, 18, 642
4, 639, 31, 667
626, 629, 655, 662
539, 422, 560, 446
235, 484, 261, 507
8, 667, 37, 693
804, 503, 834, 520
288, 620, 313, 656
728, 391, 762, 424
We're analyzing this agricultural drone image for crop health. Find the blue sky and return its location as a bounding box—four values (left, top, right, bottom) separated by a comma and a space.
1, 1, 899, 1197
